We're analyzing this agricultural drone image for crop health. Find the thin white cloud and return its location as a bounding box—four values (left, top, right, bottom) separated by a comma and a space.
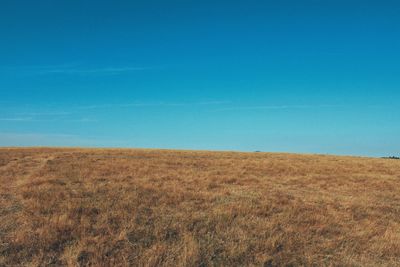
0, 133, 78, 138
68, 118, 99, 122
76, 103, 159, 110
0, 117, 34, 121
0, 132, 126, 147
17, 111, 72, 116
0, 117, 97, 123
77, 101, 230, 110
197, 101, 230, 105
0, 64, 151, 75
0, 101, 229, 122
38, 66, 148, 75
0, 63, 78, 71
215, 104, 342, 111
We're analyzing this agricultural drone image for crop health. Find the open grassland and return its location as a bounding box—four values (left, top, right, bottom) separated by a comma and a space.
1, 148, 400, 266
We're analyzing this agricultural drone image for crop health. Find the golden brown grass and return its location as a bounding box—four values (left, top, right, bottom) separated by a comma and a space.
1, 148, 400, 266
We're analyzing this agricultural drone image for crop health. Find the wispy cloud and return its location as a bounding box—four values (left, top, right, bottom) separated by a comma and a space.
0, 116, 97, 123
0, 64, 152, 76
17, 111, 72, 116
0, 133, 78, 138
76, 101, 230, 110
0, 117, 34, 122
197, 101, 231, 105
67, 118, 98, 122
215, 104, 343, 111
0, 132, 79, 147
0, 132, 126, 147
76, 103, 159, 110
38, 66, 148, 75
0, 100, 229, 123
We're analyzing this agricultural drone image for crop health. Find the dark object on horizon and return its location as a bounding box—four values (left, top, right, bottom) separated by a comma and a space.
255, 151, 262, 153
382, 156, 400, 160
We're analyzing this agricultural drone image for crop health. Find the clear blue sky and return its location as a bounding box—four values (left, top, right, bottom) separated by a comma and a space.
1, 0, 399, 156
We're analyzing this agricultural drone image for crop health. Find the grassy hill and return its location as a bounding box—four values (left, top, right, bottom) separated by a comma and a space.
1, 148, 399, 266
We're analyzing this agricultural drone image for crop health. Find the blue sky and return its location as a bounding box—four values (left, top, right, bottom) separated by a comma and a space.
1, 0, 399, 156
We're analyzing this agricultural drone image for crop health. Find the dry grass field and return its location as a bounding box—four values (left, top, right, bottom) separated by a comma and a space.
1, 148, 400, 266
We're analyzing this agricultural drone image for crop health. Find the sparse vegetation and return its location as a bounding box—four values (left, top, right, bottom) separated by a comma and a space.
1, 148, 400, 266
383, 156, 400, 160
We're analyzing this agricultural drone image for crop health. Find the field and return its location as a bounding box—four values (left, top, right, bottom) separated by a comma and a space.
1, 148, 400, 266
